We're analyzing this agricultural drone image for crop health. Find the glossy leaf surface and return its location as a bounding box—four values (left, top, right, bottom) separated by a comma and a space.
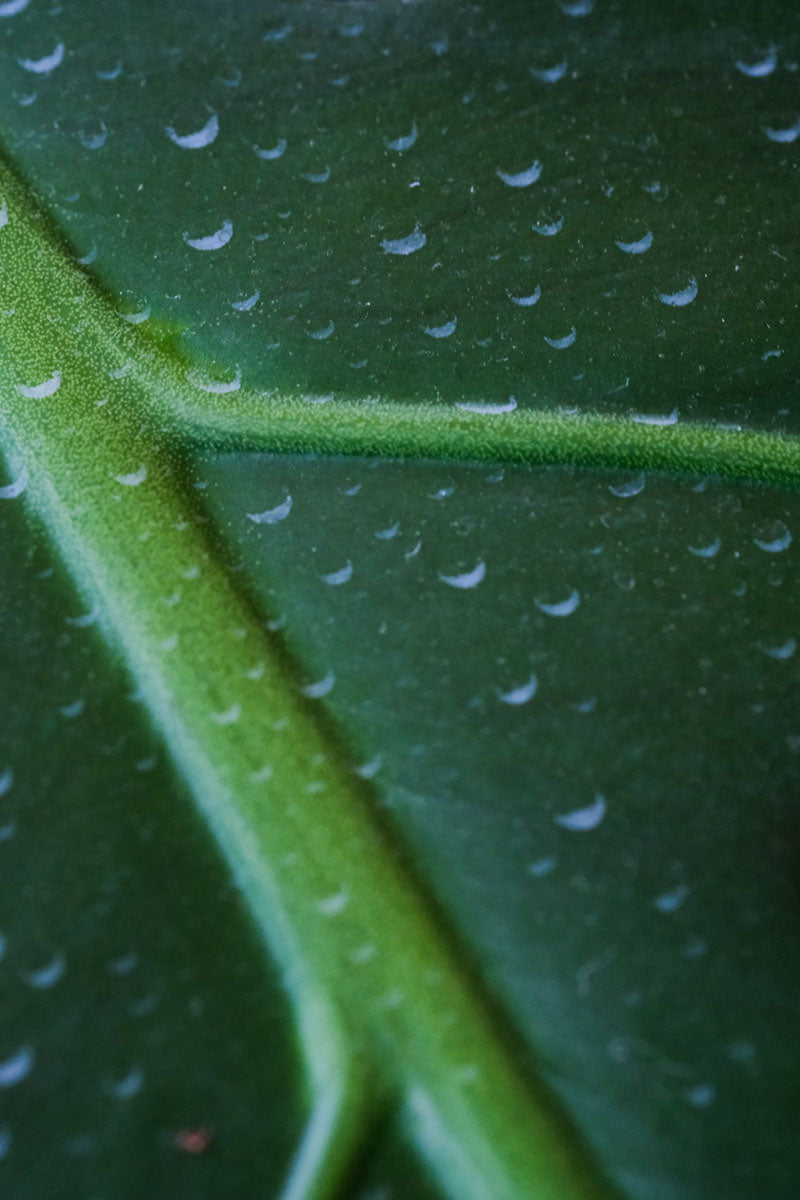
0, 0, 797, 1198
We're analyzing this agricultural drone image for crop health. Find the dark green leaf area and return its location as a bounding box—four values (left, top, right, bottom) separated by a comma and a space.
200, 452, 800, 1200
0, 499, 303, 1199
0, 1, 798, 426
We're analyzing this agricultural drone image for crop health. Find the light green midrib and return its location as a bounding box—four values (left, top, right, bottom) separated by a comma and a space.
0, 155, 625, 1199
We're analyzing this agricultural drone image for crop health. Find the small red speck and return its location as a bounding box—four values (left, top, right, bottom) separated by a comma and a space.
174, 1126, 213, 1154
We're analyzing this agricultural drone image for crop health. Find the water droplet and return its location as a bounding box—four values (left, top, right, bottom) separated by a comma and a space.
753, 520, 791, 552
631, 408, 678, 426
387, 121, 418, 152
761, 637, 796, 660
658, 278, 698, 307
232, 289, 260, 312
303, 165, 331, 184
308, 320, 335, 340
653, 883, 690, 913
165, 107, 218, 149
0, 768, 12, 796
497, 674, 538, 705
247, 495, 292, 524
17, 370, 61, 398
685, 1083, 716, 1108
496, 160, 542, 188
59, 698, 85, 719
96, 61, 122, 81
530, 60, 567, 83
609, 472, 646, 498
21, 953, 66, 989
554, 793, 607, 831
544, 326, 576, 349
532, 217, 563, 236
439, 560, 486, 589
321, 562, 353, 586
186, 365, 242, 393
528, 856, 556, 877
508, 286, 541, 307
0, 0, 32, 16
249, 764, 273, 784
688, 538, 721, 558
0, 468, 27, 499
560, 0, 594, 14
253, 138, 287, 160
317, 891, 349, 917
183, 220, 233, 251
374, 522, 400, 540
0, 1046, 34, 1087
735, 47, 777, 77
210, 704, 241, 725
381, 226, 426, 255
423, 316, 457, 339
457, 397, 517, 414
77, 120, 107, 150
764, 119, 800, 144
301, 672, 335, 699
536, 588, 580, 617
18, 43, 64, 74
355, 755, 383, 779
114, 464, 147, 487
616, 231, 653, 254
106, 1067, 144, 1100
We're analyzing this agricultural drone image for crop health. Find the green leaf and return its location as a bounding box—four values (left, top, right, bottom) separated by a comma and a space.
0, 1, 797, 1198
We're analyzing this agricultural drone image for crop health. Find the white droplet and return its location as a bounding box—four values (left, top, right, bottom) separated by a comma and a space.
735, 47, 777, 78
183, 220, 233, 251
114, 464, 147, 487
303, 165, 330, 183
616, 231, 653, 254
17, 370, 61, 398
317, 890, 349, 917
321, 562, 353, 586
497, 674, 538, 705
762, 637, 796, 660
387, 121, 418, 152
0, 468, 27, 499
424, 316, 456, 338
301, 672, 335, 699
308, 320, 335, 340
530, 60, 567, 83
0, 0, 31, 16
457, 397, 517, 415
439, 560, 486, 589
77, 121, 107, 150
253, 138, 287, 160
753, 522, 791, 552
653, 883, 690, 913
609, 472, 646, 498
532, 218, 563, 236
18, 43, 64, 74
247, 495, 292, 524
544, 326, 576, 349
0, 1046, 34, 1087
211, 704, 241, 725
186, 365, 242, 393
688, 538, 721, 558
658, 278, 698, 307
232, 289, 260, 312
631, 408, 678, 426
554, 793, 607, 831
106, 1067, 144, 1100
165, 107, 218, 149
381, 227, 427, 255
496, 160, 542, 188
536, 588, 580, 617
508, 286, 541, 307
21, 953, 65, 989
764, 120, 800, 144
